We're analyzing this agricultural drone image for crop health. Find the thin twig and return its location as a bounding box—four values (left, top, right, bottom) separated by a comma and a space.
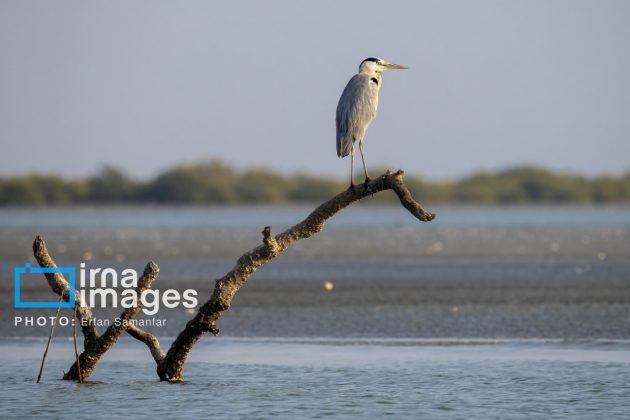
36, 295, 63, 383
73, 304, 83, 383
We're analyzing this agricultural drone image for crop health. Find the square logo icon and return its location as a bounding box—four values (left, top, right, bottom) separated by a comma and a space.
14, 263, 75, 308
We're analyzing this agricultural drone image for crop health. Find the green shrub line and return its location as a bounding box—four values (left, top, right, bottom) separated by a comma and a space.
1, 160, 629, 205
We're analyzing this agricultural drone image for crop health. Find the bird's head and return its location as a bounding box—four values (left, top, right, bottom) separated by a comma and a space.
358, 57, 408, 74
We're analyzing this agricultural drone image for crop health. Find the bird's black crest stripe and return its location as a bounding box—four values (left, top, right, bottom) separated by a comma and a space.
361, 57, 381, 65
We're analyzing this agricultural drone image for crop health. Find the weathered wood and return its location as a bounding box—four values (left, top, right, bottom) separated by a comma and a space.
155, 170, 435, 381
33, 236, 100, 350
32, 236, 160, 381
126, 324, 165, 363
33, 169, 434, 382
73, 304, 83, 383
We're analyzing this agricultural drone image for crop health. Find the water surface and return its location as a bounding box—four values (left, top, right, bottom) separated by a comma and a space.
1, 205, 629, 418
1, 338, 628, 419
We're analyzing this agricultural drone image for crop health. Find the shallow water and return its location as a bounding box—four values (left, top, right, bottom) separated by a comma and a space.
2, 205, 629, 417
1, 338, 629, 419
1, 204, 630, 229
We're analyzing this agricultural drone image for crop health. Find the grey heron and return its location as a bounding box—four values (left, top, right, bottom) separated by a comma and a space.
336, 57, 407, 187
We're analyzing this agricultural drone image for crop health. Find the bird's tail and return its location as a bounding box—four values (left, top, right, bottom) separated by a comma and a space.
337, 134, 352, 158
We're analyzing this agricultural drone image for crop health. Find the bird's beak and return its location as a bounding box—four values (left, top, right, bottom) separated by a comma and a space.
382, 62, 408, 70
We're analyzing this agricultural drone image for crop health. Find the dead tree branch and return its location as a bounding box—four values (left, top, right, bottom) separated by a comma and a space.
33, 170, 434, 382
155, 170, 435, 381
32, 236, 160, 381
126, 324, 165, 363
33, 236, 100, 350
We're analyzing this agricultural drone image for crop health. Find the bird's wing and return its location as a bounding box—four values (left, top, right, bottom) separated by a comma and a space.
336, 74, 378, 157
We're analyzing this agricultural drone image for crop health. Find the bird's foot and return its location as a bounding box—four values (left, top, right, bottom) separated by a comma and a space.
363, 177, 372, 192
348, 182, 356, 191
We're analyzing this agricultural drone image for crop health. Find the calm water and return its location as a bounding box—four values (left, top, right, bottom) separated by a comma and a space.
0, 338, 629, 419
1, 204, 630, 229
1, 205, 629, 418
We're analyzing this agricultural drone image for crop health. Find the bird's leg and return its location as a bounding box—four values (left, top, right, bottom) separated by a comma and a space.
349, 144, 355, 189
359, 139, 371, 183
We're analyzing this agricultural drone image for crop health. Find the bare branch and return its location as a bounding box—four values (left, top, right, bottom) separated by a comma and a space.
62, 261, 160, 380
157, 170, 435, 381
73, 304, 83, 383
32, 170, 434, 382
100, 261, 160, 344
388, 170, 436, 222
126, 325, 165, 364
33, 235, 161, 381
33, 235, 100, 349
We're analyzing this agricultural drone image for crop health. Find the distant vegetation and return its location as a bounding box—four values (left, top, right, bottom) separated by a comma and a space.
0, 161, 628, 205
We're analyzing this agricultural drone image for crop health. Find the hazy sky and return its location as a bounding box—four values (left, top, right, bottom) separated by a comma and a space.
1, 1, 629, 180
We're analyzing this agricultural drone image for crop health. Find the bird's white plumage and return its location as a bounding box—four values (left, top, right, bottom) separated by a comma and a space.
335, 58, 407, 185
